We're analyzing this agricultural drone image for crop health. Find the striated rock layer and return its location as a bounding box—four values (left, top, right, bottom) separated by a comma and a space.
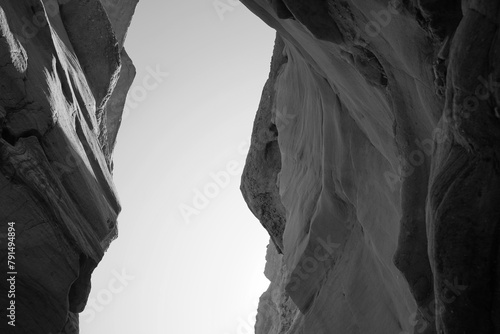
0, 0, 137, 332
241, 1, 500, 333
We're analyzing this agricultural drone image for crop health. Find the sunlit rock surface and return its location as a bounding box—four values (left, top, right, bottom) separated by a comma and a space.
241, 1, 500, 333
0, 0, 137, 332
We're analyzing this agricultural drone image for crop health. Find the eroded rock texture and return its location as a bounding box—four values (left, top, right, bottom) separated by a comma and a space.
0, 0, 137, 332
241, 1, 500, 333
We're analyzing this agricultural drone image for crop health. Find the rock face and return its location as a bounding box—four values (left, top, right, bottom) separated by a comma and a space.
0, 0, 137, 332
241, 1, 500, 333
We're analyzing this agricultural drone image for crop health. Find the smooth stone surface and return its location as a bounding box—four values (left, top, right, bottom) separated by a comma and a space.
241, 1, 500, 333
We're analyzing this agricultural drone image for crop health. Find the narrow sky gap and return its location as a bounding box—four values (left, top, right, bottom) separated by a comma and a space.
80, 1, 275, 334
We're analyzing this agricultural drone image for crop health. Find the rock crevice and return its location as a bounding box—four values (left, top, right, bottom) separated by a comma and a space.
241, 0, 500, 333
0, 0, 137, 332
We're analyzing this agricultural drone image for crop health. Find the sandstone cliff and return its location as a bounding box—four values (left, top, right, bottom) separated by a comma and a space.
241, 1, 500, 333
0, 0, 137, 332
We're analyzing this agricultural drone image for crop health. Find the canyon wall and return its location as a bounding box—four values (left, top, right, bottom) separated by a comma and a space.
0, 0, 137, 332
241, 1, 500, 333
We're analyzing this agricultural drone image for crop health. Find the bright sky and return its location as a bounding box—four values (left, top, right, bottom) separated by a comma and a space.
80, 1, 275, 333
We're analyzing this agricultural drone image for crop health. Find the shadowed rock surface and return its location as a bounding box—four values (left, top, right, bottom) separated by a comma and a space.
0, 0, 137, 332
240, 0, 500, 333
